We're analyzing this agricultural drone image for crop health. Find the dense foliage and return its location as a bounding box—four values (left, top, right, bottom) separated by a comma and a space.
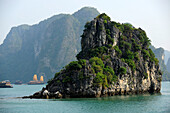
89, 57, 117, 87
76, 46, 108, 59
96, 13, 111, 21
119, 67, 127, 75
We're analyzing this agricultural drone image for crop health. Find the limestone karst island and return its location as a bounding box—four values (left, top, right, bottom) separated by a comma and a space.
24, 13, 162, 99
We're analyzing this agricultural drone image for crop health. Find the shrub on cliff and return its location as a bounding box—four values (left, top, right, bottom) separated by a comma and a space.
125, 59, 136, 71
104, 66, 117, 83
134, 52, 140, 61
123, 23, 134, 33
94, 72, 105, 84
104, 66, 115, 75
114, 45, 122, 58
79, 59, 86, 67
84, 21, 91, 29
65, 61, 82, 70
142, 49, 150, 60
120, 41, 132, 50
54, 72, 60, 78
96, 13, 111, 21
89, 46, 108, 58
89, 57, 104, 68
119, 67, 127, 75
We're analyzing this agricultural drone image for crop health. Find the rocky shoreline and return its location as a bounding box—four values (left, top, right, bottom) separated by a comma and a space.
23, 87, 160, 99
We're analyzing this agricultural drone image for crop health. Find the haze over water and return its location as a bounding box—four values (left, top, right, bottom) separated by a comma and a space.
0, 82, 170, 113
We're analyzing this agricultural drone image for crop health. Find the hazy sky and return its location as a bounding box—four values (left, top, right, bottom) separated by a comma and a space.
0, 0, 170, 51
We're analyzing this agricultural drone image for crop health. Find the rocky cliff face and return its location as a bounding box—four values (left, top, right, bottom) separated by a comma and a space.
165, 50, 170, 64
0, 7, 99, 82
27, 14, 162, 99
150, 45, 170, 80
167, 58, 170, 73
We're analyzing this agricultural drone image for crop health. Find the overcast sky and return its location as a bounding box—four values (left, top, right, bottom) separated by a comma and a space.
0, 0, 170, 51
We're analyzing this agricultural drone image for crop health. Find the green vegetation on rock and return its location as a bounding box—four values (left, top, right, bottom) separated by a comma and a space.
76, 46, 108, 59
65, 61, 82, 70
89, 57, 117, 86
114, 45, 122, 58
119, 67, 127, 75
89, 57, 104, 68
96, 13, 111, 21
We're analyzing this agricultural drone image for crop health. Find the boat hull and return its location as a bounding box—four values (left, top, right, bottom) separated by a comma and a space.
27, 83, 44, 85
0, 85, 13, 88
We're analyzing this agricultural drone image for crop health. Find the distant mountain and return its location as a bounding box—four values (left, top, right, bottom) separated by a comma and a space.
0, 7, 99, 82
167, 58, 170, 73
150, 45, 170, 80
165, 50, 170, 65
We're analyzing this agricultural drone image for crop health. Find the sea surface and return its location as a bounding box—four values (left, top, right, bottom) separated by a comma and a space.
0, 82, 170, 113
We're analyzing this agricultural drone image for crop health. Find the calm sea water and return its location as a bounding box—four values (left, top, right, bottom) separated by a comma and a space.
0, 82, 170, 113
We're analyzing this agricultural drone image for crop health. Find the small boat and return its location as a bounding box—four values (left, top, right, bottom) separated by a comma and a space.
0, 80, 13, 88
14, 80, 23, 85
27, 81, 44, 85
27, 74, 44, 85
